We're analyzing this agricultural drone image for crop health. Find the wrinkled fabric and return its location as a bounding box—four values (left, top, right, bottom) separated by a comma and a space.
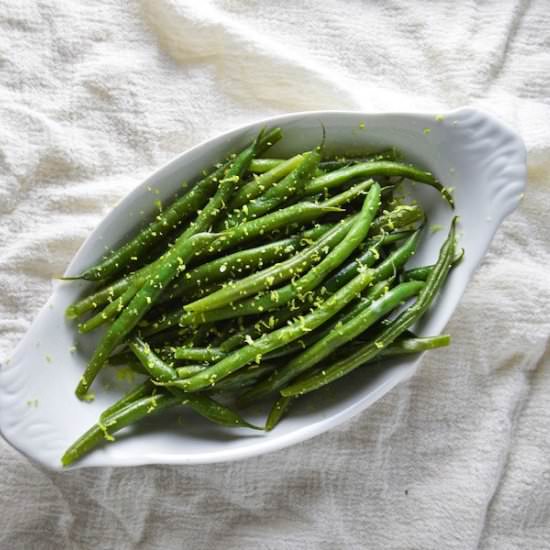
1, 1, 549, 549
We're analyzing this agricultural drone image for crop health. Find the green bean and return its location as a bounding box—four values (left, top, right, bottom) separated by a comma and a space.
324, 227, 422, 293
318, 149, 400, 171
177, 264, 379, 392
249, 158, 287, 173
166, 238, 299, 302
219, 305, 312, 352
320, 229, 413, 293
212, 362, 278, 393
189, 184, 380, 316
75, 125, 272, 394
138, 309, 185, 338
239, 277, 394, 402
304, 161, 454, 207
260, 277, 394, 363
69, 128, 282, 283
180, 393, 262, 429
71, 129, 267, 330
78, 283, 140, 333
281, 217, 457, 396
178, 132, 262, 239
225, 147, 322, 228
233, 207, 417, 319
129, 338, 260, 429
368, 229, 414, 246
232, 154, 304, 208
323, 236, 388, 293
401, 248, 464, 281
66, 276, 134, 320
61, 393, 180, 466
173, 347, 226, 362
161, 224, 334, 306
260, 280, 425, 393
247, 187, 380, 309
378, 334, 451, 356
204, 202, 342, 259
183, 221, 420, 327
129, 338, 179, 380
244, 333, 450, 408
262, 335, 449, 426
265, 395, 293, 431
75, 232, 215, 398
175, 365, 207, 378
318, 179, 376, 209
99, 379, 154, 422
369, 205, 424, 235
184, 215, 356, 314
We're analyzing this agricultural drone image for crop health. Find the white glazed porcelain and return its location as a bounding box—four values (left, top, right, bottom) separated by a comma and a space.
0, 108, 526, 470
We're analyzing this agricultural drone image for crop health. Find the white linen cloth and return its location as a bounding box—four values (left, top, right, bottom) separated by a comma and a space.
1, 1, 549, 548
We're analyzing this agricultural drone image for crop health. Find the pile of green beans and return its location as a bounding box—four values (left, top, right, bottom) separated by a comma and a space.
62, 128, 461, 466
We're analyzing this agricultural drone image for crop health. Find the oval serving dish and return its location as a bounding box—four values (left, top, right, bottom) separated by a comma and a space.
0, 108, 526, 470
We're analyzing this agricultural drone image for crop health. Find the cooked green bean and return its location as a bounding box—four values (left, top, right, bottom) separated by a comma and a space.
70, 128, 282, 283
226, 146, 322, 227
369, 205, 424, 235
249, 158, 287, 173
173, 347, 226, 362
129, 338, 260, 429
99, 379, 154, 422
319, 148, 400, 170
324, 227, 422, 293
234, 155, 304, 206
161, 237, 300, 305
258, 280, 424, 394
177, 265, 379, 393
175, 365, 207, 378
194, 183, 380, 317
78, 283, 140, 333
61, 393, 180, 467
318, 179, 376, 209
138, 308, 185, 338
184, 216, 356, 314
181, 223, 420, 327
231, 153, 317, 216
377, 334, 451, 356
70, 131, 266, 328
401, 248, 464, 282
219, 305, 312, 353
75, 232, 216, 398
265, 395, 294, 431
259, 277, 394, 363
204, 202, 342, 258
212, 362, 278, 393
304, 161, 454, 207
162, 222, 334, 306
281, 217, 457, 396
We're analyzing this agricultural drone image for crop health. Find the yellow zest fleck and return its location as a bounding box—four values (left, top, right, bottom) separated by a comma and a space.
98, 421, 115, 441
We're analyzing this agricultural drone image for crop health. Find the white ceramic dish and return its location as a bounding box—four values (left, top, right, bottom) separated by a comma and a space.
0, 108, 526, 470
